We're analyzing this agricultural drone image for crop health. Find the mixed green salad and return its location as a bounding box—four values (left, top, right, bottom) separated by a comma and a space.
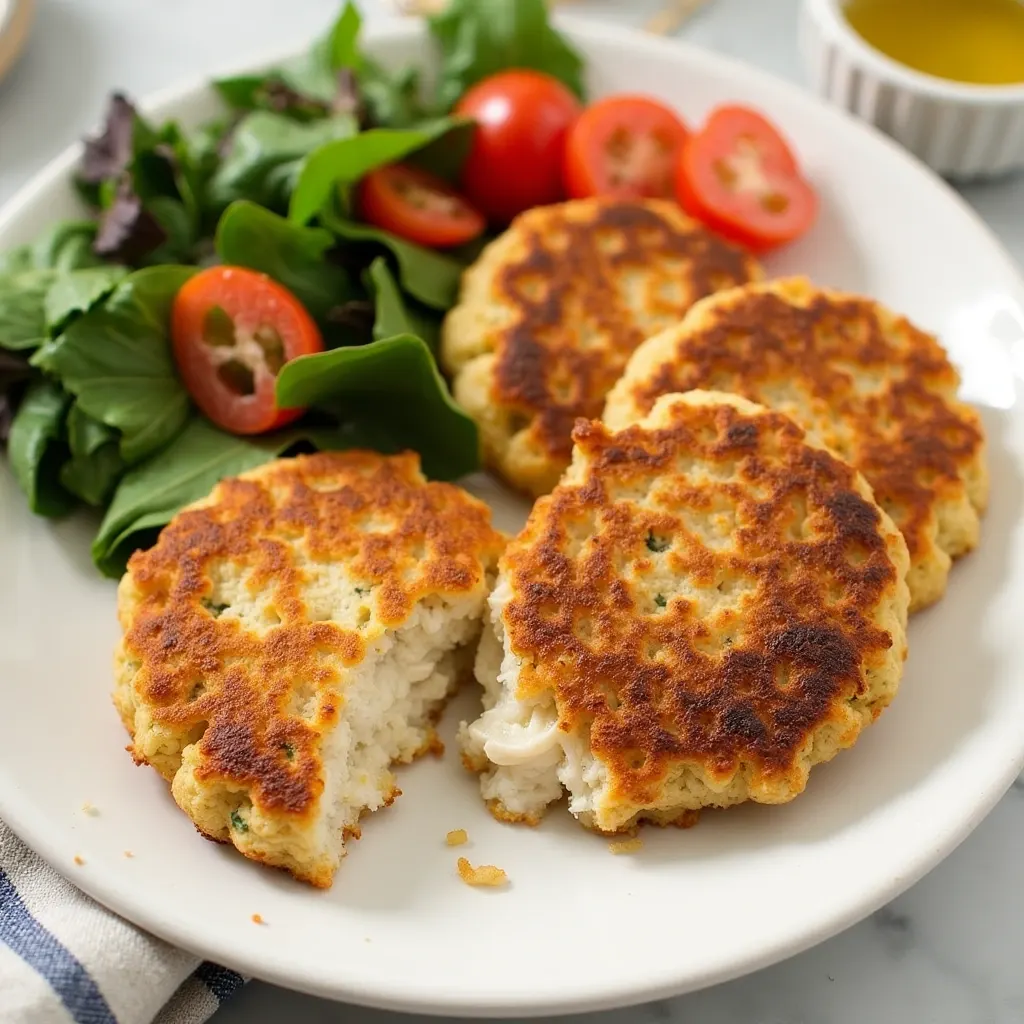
0, 0, 585, 577
0, 0, 818, 580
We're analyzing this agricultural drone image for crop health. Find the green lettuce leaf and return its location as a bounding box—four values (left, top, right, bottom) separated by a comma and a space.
428, 0, 586, 110
0, 270, 55, 351
7, 379, 75, 517
59, 404, 126, 507
32, 222, 106, 272
31, 266, 195, 465
208, 111, 357, 214
44, 265, 129, 334
91, 416, 368, 578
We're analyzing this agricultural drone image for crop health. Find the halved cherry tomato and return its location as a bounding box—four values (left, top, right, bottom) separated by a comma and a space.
456, 69, 582, 224
675, 105, 817, 253
358, 164, 485, 249
564, 95, 690, 200
171, 266, 324, 436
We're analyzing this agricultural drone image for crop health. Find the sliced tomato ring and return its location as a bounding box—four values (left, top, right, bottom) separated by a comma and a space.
358, 164, 486, 249
674, 104, 817, 253
564, 95, 690, 200
171, 266, 324, 436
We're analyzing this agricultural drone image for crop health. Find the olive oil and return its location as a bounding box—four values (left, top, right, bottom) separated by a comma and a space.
844, 0, 1024, 86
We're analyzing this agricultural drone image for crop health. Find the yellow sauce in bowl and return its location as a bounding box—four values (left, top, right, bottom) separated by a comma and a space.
844, 0, 1024, 86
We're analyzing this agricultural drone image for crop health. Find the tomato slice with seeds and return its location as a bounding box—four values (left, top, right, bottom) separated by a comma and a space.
171, 266, 324, 436
674, 105, 817, 253
564, 95, 690, 200
358, 164, 485, 249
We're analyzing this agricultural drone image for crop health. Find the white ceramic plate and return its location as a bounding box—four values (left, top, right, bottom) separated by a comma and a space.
2, 17, 1024, 1018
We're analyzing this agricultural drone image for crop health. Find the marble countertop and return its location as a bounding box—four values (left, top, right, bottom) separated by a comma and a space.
2, 1, 1022, 1021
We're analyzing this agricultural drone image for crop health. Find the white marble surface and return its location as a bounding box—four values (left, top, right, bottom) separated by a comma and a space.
1, 1, 1023, 1021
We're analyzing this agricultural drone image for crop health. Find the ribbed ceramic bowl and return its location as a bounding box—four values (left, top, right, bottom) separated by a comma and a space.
800, 0, 1024, 179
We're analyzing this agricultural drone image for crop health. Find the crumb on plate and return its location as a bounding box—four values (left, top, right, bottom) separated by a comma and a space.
608, 837, 644, 855
457, 857, 507, 887
123, 850, 134, 858
445, 829, 468, 846
251, 914, 265, 925
81, 802, 99, 817
73, 855, 85, 866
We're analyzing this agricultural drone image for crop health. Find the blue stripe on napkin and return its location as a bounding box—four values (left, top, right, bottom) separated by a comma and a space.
195, 960, 245, 1003
0, 866, 117, 1024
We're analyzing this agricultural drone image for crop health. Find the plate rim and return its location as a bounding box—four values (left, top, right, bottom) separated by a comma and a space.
2, 14, 1024, 1017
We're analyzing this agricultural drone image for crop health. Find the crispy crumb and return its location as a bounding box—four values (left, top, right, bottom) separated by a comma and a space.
609, 837, 644, 854
80, 802, 99, 817
73, 855, 85, 866
251, 914, 265, 925
446, 829, 468, 846
123, 850, 134, 859
457, 857, 507, 887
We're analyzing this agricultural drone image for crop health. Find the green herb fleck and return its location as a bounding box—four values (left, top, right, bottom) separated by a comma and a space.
646, 532, 669, 553
283, 742, 295, 761
655, 594, 667, 609
354, 586, 369, 596
201, 597, 228, 617
230, 810, 249, 833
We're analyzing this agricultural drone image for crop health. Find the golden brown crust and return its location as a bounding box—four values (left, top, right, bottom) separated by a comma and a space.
501, 393, 909, 814
443, 199, 760, 495
118, 451, 505, 822
607, 278, 986, 609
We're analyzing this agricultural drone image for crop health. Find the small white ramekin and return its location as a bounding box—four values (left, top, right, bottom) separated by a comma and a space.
799, 0, 1024, 179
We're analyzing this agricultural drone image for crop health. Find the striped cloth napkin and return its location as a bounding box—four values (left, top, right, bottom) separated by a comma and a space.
0, 820, 245, 1024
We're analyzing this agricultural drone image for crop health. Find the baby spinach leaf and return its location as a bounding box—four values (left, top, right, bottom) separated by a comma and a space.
288, 118, 459, 225
429, 0, 585, 110
363, 257, 441, 351
214, 200, 358, 327
7, 379, 75, 517
364, 258, 411, 341
208, 111, 357, 214
59, 403, 125, 506
275, 334, 479, 481
91, 416, 345, 577
321, 214, 463, 310
32, 266, 195, 465
0, 270, 56, 351
44, 265, 128, 334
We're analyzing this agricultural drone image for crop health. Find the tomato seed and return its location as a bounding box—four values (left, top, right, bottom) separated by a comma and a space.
217, 359, 256, 396
203, 305, 236, 348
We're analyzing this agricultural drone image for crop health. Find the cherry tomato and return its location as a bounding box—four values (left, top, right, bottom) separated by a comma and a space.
456, 69, 582, 224
358, 164, 485, 249
674, 105, 817, 253
171, 266, 324, 436
564, 95, 690, 200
